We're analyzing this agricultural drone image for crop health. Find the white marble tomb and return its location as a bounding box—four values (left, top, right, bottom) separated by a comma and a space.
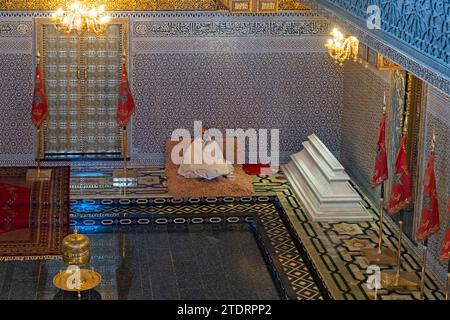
282, 134, 372, 222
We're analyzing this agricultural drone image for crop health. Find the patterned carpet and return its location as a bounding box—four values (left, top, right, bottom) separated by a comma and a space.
69, 166, 446, 300
0, 167, 70, 260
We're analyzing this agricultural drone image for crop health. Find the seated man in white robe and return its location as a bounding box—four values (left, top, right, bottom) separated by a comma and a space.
178, 127, 233, 180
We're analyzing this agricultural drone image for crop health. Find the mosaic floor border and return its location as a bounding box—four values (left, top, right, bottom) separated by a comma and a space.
253, 172, 446, 300
72, 198, 326, 300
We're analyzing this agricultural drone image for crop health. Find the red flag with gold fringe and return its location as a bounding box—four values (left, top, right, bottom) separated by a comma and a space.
387, 135, 412, 215
31, 65, 48, 128
371, 114, 388, 187
416, 152, 440, 241
116, 64, 135, 126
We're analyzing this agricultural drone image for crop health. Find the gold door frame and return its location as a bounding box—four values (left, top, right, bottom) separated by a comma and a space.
35, 18, 129, 157
406, 75, 428, 239
35, 18, 129, 64
386, 70, 428, 238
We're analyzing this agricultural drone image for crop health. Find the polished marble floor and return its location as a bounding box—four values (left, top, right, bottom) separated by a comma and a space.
0, 223, 279, 300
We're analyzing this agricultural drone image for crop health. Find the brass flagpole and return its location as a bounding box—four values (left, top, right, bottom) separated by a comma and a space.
27, 50, 50, 181
394, 217, 404, 282
37, 126, 42, 176
123, 125, 128, 177
362, 95, 396, 266
113, 51, 136, 184
36, 50, 42, 177
29, 123, 50, 181
122, 51, 128, 179
419, 132, 436, 299
377, 182, 385, 252
446, 261, 449, 300
381, 111, 419, 291
362, 181, 396, 265
419, 239, 428, 299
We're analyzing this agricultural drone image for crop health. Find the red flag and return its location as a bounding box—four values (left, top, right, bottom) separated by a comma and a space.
440, 203, 450, 261
416, 153, 440, 241
31, 65, 48, 128
387, 135, 412, 215
116, 64, 135, 126
371, 114, 388, 187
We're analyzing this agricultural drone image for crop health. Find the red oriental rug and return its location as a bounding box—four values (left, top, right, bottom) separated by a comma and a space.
0, 166, 70, 261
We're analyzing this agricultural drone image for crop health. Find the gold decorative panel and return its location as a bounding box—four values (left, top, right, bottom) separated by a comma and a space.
0, 0, 309, 11
376, 54, 402, 71
278, 0, 309, 11
257, 0, 278, 13
36, 18, 128, 156
229, 0, 252, 12
0, 0, 221, 11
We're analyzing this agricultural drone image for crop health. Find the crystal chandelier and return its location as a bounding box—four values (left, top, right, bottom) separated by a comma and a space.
325, 28, 359, 67
52, 1, 111, 35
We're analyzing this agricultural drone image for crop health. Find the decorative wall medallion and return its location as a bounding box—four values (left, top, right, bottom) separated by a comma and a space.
0, 21, 32, 37
16, 23, 30, 35
135, 24, 148, 36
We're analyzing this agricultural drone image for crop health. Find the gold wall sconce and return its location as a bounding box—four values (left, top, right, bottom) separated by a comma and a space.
325, 28, 359, 67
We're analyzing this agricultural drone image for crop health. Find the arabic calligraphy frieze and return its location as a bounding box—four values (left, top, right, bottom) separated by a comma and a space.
133, 20, 330, 37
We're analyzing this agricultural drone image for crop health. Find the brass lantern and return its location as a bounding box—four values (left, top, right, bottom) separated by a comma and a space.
62, 227, 91, 266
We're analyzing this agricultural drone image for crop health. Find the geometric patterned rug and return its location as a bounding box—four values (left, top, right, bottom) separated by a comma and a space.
0, 166, 70, 261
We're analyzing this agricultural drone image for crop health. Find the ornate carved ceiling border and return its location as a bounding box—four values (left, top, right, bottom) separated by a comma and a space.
0, 0, 310, 12
301, 0, 450, 96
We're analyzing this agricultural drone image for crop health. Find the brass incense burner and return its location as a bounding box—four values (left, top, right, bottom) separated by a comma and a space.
62, 227, 91, 266
54, 227, 101, 299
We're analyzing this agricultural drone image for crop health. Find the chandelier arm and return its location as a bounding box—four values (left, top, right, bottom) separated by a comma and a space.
52, 1, 110, 36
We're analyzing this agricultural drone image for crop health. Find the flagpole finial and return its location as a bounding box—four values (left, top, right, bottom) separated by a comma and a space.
122, 50, 126, 64
431, 131, 436, 153
402, 113, 409, 135
36, 50, 41, 65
